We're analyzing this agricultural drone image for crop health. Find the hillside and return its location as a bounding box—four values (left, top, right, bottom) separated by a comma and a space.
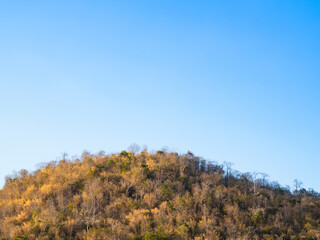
0, 150, 319, 240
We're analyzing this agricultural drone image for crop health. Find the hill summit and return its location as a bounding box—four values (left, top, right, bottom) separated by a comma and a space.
1, 150, 319, 240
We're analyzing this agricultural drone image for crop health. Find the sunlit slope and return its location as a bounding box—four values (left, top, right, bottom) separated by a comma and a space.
1, 150, 319, 240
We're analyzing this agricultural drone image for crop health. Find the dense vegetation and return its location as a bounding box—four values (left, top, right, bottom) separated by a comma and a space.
1, 148, 320, 240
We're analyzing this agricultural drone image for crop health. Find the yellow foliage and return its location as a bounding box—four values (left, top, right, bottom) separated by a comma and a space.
25, 185, 36, 196
0, 150, 320, 240
146, 157, 157, 170
15, 211, 29, 223
40, 184, 54, 195
24, 199, 32, 207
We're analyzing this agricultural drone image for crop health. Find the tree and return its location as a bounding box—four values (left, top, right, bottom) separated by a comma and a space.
0, 150, 318, 240
259, 172, 269, 186
81, 178, 104, 231
223, 161, 233, 187
293, 179, 303, 194
127, 143, 141, 154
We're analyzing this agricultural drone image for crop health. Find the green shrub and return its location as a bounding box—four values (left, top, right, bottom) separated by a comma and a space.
143, 232, 167, 240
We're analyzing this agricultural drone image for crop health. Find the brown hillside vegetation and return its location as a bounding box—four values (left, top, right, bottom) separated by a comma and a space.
0, 150, 320, 240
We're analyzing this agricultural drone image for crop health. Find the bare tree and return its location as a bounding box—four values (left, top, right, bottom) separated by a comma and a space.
223, 161, 234, 187
81, 178, 104, 231
127, 143, 140, 154
259, 172, 269, 186
293, 179, 303, 193
252, 171, 259, 194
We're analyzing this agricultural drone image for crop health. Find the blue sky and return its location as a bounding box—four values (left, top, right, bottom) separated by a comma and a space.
0, 0, 320, 190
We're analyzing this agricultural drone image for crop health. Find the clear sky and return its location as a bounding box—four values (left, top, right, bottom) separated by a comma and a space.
0, 1, 320, 191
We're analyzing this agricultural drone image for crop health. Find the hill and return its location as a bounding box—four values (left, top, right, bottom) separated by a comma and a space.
0, 150, 319, 240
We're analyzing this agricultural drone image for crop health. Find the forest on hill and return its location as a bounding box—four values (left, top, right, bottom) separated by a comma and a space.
0, 149, 320, 240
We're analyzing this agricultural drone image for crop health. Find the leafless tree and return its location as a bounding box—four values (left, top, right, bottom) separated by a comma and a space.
252, 171, 259, 194
223, 161, 234, 187
293, 179, 303, 193
259, 172, 269, 186
81, 178, 104, 231
127, 143, 140, 154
